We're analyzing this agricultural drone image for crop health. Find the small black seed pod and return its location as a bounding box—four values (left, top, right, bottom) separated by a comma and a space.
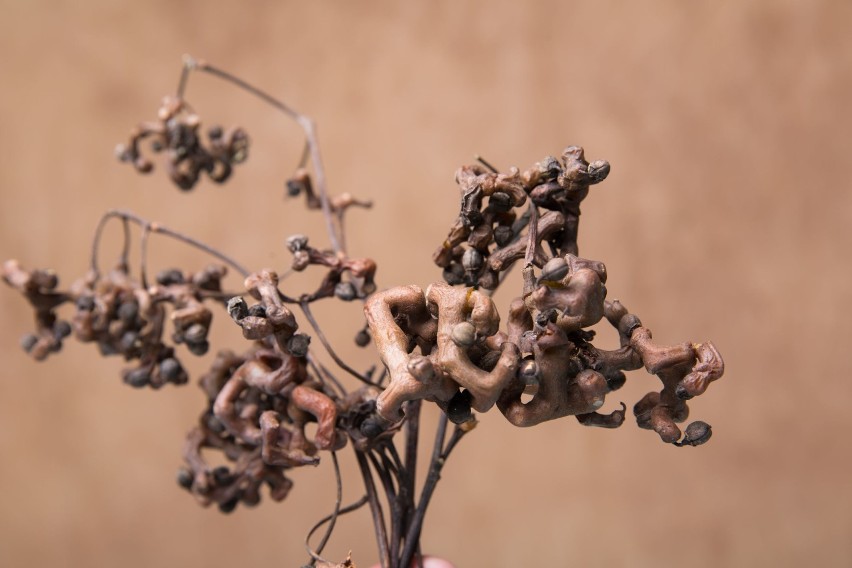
285, 178, 304, 197
360, 417, 384, 439
208, 125, 223, 139
184, 323, 208, 344
212, 466, 232, 485
443, 263, 465, 286
227, 296, 248, 322
334, 281, 357, 302
119, 331, 138, 352
218, 497, 240, 514
176, 468, 194, 490
286, 234, 308, 253
354, 329, 371, 348
125, 368, 151, 388
117, 301, 139, 323
447, 389, 474, 424
187, 340, 210, 356
20, 334, 38, 353
535, 308, 558, 328
54, 320, 72, 339
488, 192, 512, 212
206, 414, 226, 434
248, 304, 267, 318
76, 295, 95, 312
159, 358, 182, 382
493, 225, 514, 247
677, 421, 712, 447
287, 333, 311, 358
156, 268, 185, 286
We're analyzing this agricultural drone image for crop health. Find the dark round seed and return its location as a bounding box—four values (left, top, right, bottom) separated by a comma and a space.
227, 296, 248, 322
212, 466, 232, 485
675, 384, 693, 400
20, 334, 39, 353
286, 178, 304, 197
493, 226, 514, 247
447, 389, 474, 424
119, 331, 138, 352
683, 421, 712, 446
125, 368, 150, 388
360, 418, 384, 439
605, 371, 627, 391
208, 125, 223, 139
488, 192, 512, 212
218, 497, 239, 514
156, 268, 184, 286
354, 329, 371, 348
117, 301, 138, 323
206, 415, 226, 433
443, 263, 465, 286
334, 281, 357, 302
54, 320, 72, 339
287, 333, 311, 358
247, 304, 266, 318
184, 323, 207, 343
176, 468, 194, 490
76, 295, 95, 311
159, 357, 182, 382
187, 340, 210, 356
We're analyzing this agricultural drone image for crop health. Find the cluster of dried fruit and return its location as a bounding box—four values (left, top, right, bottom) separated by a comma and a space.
2, 59, 725, 567
367, 149, 724, 445
115, 95, 249, 190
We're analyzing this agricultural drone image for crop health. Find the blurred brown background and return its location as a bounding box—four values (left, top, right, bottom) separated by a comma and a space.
1, 1, 850, 567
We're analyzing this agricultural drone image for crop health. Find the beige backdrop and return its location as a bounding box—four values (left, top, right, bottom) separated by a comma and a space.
1, 1, 850, 567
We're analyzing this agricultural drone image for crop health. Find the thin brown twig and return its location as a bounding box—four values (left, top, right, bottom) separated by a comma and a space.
184, 57, 344, 256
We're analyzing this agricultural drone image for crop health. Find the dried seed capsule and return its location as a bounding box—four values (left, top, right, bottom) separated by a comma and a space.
461, 248, 483, 273
540, 257, 569, 282
493, 225, 514, 247
451, 321, 476, 347
287, 333, 311, 358
156, 268, 184, 286
334, 281, 357, 302
442, 263, 465, 286
227, 296, 248, 322
248, 304, 266, 318
447, 389, 473, 424
98, 341, 119, 356
125, 368, 150, 388
212, 466, 232, 485
119, 331, 138, 352
206, 414, 226, 434
286, 234, 309, 253
176, 468, 194, 490
618, 314, 642, 338
218, 498, 239, 514
159, 358, 182, 382
675, 384, 694, 400
354, 329, 371, 347
207, 125, 223, 139
605, 371, 627, 391
54, 320, 72, 339
538, 156, 562, 180
117, 301, 138, 323
20, 333, 38, 353
184, 323, 208, 344
360, 417, 384, 439
187, 340, 210, 356
587, 159, 611, 183
678, 421, 712, 447
76, 295, 95, 311
535, 308, 558, 328
488, 192, 512, 212
285, 178, 303, 197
